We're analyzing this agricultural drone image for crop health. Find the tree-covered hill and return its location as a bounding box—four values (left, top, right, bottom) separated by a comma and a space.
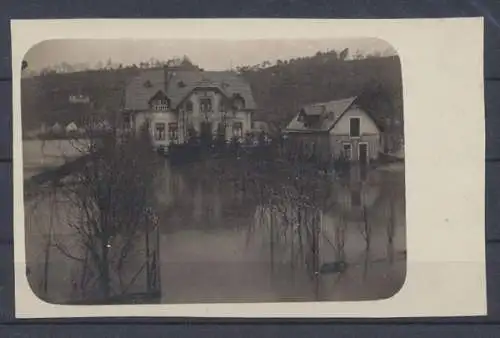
239, 50, 403, 134
21, 50, 403, 145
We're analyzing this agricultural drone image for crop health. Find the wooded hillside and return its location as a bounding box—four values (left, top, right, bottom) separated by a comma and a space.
21, 50, 403, 143
240, 50, 403, 133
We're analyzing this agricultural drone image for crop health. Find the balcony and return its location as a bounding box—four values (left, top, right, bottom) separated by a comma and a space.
152, 104, 169, 111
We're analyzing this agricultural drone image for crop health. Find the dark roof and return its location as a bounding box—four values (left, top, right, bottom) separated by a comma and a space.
125, 69, 166, 111
285, 97, 359, 132
125, 69, 256, 111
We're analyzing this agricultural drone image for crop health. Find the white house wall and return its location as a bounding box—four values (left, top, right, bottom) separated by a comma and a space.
133, 88, 255, 147
134, 111, 178, 147
329, 135, 380, 160
183, 91, 252, 140
329, 107, 382, 161
330, 107, 379, 136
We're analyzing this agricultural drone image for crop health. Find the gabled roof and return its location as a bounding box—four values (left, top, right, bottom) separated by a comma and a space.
285, 97, 358, 132
124, 69, 256, 111
125, 69, 166, 111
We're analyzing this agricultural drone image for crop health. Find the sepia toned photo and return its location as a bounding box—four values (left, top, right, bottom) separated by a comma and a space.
21, 37, 405, 305
12, 19, 485, 318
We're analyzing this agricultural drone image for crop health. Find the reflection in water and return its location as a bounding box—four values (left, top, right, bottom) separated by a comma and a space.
25, 156, 405, 304
156, 160, 406, 303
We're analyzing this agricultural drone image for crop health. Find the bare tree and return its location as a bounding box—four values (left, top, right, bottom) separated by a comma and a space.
209, 141, 335, 282
29, 114, 163, 303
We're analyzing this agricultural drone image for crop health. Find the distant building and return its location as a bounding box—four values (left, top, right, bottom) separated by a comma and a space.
65, 122, 78, 133
124, 68, 257, 149
69, 94, 91, 104
283, 96, 384, 163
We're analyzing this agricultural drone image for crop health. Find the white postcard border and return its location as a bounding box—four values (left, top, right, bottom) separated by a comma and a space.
11, 18, 486, 318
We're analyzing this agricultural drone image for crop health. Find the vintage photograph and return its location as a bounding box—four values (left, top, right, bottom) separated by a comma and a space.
20, 37, 406, 305
12, 18, 486, 319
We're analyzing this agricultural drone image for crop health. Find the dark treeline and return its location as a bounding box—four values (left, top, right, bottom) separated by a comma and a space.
21, 68, 136, 132
21, 50, 403, 144
21, 56, 200, 133
239, 50, 403, 141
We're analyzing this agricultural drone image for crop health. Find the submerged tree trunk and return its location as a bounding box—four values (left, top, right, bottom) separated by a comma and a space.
100, 240, 111, 299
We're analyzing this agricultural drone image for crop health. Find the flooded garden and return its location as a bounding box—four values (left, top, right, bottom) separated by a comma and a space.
24, 139, 406, 304
156, 149, 406, 303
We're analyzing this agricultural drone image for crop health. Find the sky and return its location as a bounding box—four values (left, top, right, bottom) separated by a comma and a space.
24, 38, 397, 73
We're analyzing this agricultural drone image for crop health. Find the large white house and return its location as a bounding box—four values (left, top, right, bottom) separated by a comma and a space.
123, 68, 257, 149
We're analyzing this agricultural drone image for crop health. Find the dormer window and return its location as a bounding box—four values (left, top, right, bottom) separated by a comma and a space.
149, 91, 170, 111
232, 94, 245, 110
144, 80, 153, 88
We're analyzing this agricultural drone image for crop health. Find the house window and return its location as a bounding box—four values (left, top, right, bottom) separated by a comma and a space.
185, 101, 193, 112
200, 98, 212, 113
168, 122, 178, 143
154, 123, 166, 141
350, 117, 361, 137
233, 122, 243, 138
342, 143, 352, 160
161, 99, 170, 105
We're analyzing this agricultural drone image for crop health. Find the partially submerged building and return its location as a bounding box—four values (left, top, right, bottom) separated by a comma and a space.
283, 97, 384, 164
124, 68, 257, 149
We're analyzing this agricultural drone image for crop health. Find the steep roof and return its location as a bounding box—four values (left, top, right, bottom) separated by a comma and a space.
125, 69, 166, 111
285, 97, 358, 132
125, 69, 256, 111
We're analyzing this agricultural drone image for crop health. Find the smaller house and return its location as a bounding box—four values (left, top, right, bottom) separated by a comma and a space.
283, 96, 384, 163
65, 122, 78, 133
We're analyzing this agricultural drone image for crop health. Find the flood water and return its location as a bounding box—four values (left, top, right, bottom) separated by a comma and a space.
24, 147, 406, 304
155, 159, 406, 303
